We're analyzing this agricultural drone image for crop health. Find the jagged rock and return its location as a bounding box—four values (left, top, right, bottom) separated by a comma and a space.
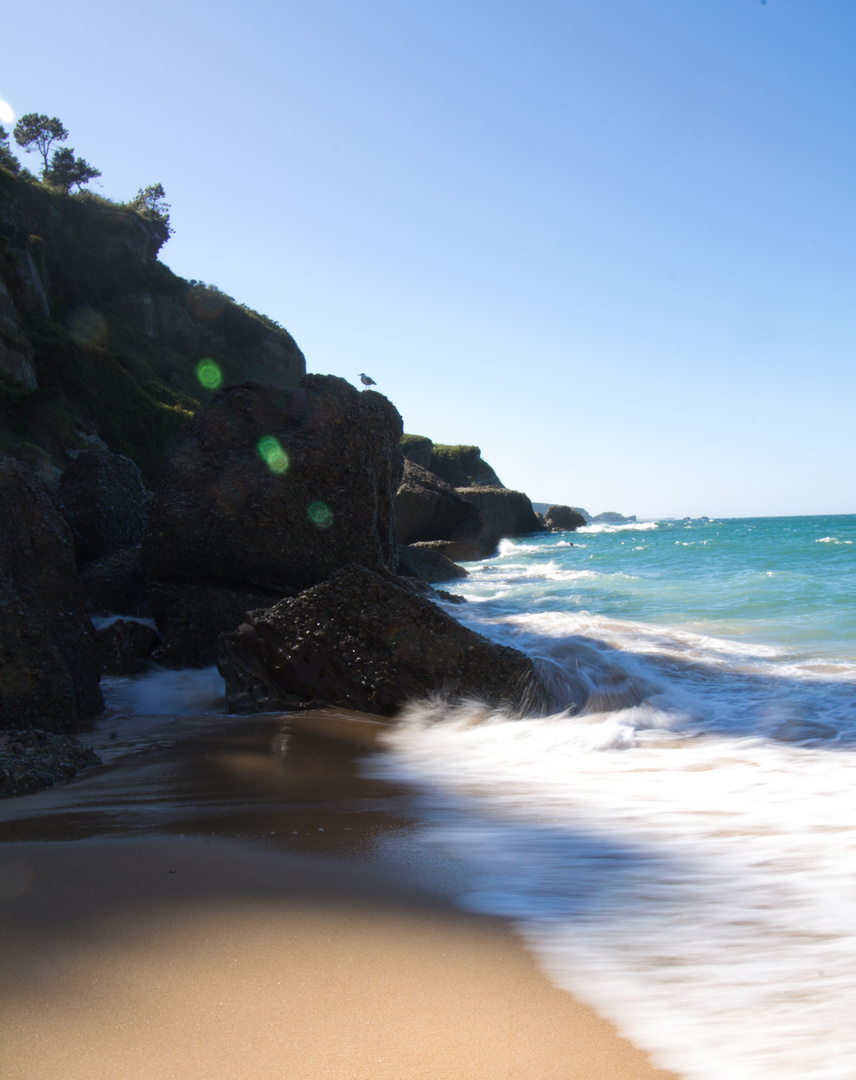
454, 486, 542, 540
397, 543, 468, 584
395, 460, 482, 544
144, 376, 403, 595
217, 565, 539, 716
0, 728, 100, 798
544, 505, 587, 531
409, 538, 499, 562
58, 450, 148, 564
96, 618, 159, 675
0, 457, 102, 729
80, 545, 150, 617
149, 581, 287, 668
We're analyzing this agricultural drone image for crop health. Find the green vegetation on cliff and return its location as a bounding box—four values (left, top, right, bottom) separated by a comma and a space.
0, 165, 305, 485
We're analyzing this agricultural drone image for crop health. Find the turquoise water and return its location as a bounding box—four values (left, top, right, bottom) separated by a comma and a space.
371, 514, 856, 1080
466, 515, 856, 658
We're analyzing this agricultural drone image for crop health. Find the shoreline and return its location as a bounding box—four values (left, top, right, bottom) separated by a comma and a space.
0, 705, 677, 1079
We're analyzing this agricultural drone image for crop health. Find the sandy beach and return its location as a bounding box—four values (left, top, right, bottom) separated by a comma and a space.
0, 704, 677, 1080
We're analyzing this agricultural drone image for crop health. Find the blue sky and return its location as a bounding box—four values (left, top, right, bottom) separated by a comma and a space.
2, 0, 854, 517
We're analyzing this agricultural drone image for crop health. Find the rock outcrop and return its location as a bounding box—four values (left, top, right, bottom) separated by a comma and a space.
143, 376, 404, 663
408, 538, 499, 562
544, 505, 587, 531
58, 449, 148, 563
429, 445, 504, 488
397, 543, 468, 584
454, 486, 542, 540
217, 566, 538, 716
0, 457, 102, 730
395, 460, 482, 545
401, 434, 434, 470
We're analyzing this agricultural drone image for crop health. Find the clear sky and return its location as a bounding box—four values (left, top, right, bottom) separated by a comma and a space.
2, 0, 854, 518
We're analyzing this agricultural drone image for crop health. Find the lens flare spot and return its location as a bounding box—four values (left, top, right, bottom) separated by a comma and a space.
66, 306, 108, 347
196, 359, 223, 390
0, 100, 14, 125
307, 501, 333, 530
258, 435, 289, 474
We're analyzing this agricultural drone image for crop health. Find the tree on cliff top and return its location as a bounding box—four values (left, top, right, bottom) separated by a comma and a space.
45, 146, 101, 193
0, 125, 21, 174
127, 183, 173, 235
13, 113, 68, 174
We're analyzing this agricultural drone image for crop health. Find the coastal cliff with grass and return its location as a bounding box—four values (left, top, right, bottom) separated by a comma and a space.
0, 164, 305, 485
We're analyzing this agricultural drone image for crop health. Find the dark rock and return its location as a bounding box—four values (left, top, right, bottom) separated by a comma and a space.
96, 618, 159, 675
454, 486, 543, 540
149, 581, 288, 668
0, 457, 102, 729
144, 376, 403, 594
395, 460, 483, 544
58, 450, 148, 563
80, 545, 150, 618
0, 728, 100, 798
397, 543, 468, 584
217, 565, 540, 716
544, 505, 587, 531
409, 538, 499, 562
0, 579, 77, 730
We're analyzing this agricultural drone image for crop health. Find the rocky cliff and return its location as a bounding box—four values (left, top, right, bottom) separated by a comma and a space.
0, 167, 306, 485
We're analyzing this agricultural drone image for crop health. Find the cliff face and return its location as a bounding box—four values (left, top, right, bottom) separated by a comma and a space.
0, 169, 306, 485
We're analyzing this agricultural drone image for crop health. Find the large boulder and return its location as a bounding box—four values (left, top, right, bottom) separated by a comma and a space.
80, 545, 150, 618
143, 377, 403, 664
58, 450, 148, 563
454, 486, 543, 540
0, 457, 102, 730
395, 460, 482, 544
148, 580, 287, 667
544, 505, 587, 531
145, 377, 403, 593
217, 566, 539, 716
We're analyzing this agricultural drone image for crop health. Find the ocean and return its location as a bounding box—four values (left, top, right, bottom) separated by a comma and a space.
365, 514, 856, 1080
89, 514, 856, 1079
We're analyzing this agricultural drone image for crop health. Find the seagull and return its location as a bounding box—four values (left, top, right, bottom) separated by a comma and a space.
358, 372, 377, 387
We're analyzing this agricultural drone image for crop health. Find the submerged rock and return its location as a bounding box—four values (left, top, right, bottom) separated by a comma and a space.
217, 565, 539, 716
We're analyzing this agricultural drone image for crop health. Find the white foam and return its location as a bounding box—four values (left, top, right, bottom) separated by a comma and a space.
102, 665, 226, 715
369, 702, 856, 1080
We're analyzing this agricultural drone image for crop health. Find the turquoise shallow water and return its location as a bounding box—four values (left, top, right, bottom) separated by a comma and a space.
461, 514, 856, 659
369, 513, 856, 1080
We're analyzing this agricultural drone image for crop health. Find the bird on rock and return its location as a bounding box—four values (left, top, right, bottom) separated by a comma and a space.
358, 372, 377, 387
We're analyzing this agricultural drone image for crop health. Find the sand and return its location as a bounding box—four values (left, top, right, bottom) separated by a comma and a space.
0, 708, 677, 1080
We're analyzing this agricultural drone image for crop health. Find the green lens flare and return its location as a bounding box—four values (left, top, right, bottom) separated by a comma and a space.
258, 435, 289, 474
196, 359, 223, 390
307, 501, 333, 530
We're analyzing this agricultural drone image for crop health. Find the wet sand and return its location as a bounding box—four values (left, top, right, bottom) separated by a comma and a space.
0, 704, 677, 1079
